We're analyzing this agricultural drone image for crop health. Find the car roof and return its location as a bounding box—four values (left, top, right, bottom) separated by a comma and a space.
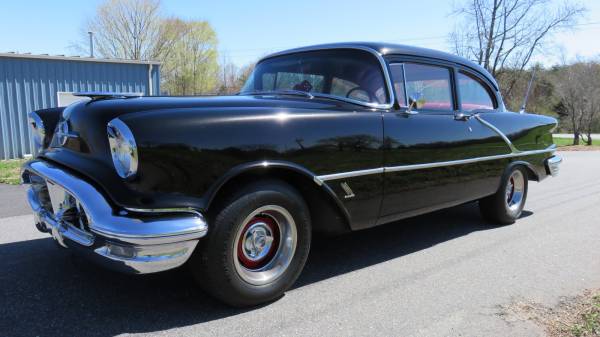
260, 42, 499, 91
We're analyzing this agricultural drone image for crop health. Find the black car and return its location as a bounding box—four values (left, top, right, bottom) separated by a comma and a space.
22, 42, 562, 307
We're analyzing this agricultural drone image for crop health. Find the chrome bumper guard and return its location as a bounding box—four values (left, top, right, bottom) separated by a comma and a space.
545, 155, 562, 177
22, 160, 208, 274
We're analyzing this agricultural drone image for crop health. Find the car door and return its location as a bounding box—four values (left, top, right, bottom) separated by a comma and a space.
378, 59, 507, 225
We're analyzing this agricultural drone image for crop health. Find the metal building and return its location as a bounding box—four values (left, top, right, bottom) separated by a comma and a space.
0, 53, 160, 159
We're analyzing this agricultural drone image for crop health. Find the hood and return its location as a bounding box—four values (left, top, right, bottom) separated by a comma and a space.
65, 94, 344, 119
49, 94, 346, 155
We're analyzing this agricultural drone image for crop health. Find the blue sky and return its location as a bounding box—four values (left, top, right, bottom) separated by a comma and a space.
1, 0, 599, 66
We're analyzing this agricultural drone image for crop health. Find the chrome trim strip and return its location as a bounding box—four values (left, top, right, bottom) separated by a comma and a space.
384, 148, 554, 173
474, 114, 520, 153
258, 45, 395, 110
124, 207, 204, 219
317, 167, 385, 182
316, 146, 556, 182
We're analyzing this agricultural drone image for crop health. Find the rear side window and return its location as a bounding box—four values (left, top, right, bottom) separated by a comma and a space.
401, 63, 454, 111
457, 72, 496, 111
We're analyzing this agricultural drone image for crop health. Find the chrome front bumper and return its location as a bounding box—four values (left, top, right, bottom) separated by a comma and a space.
22, 160, 208, 274
545, 155, 563, 177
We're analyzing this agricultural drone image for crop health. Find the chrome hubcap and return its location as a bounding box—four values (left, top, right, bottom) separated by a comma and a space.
233, 205, 297, 286
505, 170, 525, 211
242, 222, 275, 262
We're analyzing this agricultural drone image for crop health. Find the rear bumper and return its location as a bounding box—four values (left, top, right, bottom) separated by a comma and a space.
22, 159, 208, 274
545, 155, 562, 177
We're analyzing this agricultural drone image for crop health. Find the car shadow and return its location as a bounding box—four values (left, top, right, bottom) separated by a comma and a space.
0, 202, 524, 337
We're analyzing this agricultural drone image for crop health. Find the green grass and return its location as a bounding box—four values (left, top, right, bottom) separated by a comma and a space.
553, 136, 600, 147
0, 159, 27, 185
570, 295, 600, 337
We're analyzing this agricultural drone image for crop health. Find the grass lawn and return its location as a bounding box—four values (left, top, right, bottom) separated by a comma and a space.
553, 136, 600, 147
0, 159, 27, 185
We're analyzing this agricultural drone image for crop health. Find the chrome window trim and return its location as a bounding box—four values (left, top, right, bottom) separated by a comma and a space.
257, 45, 396, 110
314, 145, 556, 183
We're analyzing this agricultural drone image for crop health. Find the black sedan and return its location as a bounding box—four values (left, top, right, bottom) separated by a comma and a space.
22, 42, 562, 307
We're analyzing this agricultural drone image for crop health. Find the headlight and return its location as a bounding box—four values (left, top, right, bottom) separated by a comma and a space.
107, 118, 138, 179
28, 111, 45, 149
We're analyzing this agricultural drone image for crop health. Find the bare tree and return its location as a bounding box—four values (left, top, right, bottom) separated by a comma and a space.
76, 0, 220, 95
216, 58, 256, 95
450, 0, 585, 102
80, 0, 181, 60
217, 54, 240, 94
553, 61, 600, 145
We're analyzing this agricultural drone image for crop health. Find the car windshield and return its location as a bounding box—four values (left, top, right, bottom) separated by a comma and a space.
240, 49, 389, 105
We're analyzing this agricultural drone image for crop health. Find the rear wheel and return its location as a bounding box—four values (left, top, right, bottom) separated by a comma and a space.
190, 180, 311, 307
479, 166, 528, 225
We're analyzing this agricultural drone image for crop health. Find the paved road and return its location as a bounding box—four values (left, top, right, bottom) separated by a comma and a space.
0, 183, 28, 218
1, 151, 600, 337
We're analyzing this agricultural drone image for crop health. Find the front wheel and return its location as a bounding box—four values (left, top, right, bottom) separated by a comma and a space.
479, 166, 528, 225
190, 180, 311, 307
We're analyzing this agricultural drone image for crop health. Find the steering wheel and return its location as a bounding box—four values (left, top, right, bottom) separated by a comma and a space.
346, 87, 373, 103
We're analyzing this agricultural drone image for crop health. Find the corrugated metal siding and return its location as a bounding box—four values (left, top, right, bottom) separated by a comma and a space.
0, 56, 160, 159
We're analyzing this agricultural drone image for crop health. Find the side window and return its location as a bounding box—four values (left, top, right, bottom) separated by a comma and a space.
457, 71, 496, 111
404, 63, 454, 111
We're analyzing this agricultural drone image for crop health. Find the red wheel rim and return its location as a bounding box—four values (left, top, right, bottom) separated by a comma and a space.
236, 215, 280, 270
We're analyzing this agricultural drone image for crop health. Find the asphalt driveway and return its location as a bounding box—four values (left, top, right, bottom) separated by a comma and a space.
1, 151, 599, 336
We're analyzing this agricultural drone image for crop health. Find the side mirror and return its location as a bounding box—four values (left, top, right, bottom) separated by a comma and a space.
404, 96, 419, 115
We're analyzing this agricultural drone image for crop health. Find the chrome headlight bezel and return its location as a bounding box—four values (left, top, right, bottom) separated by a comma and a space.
107, 118, 138, 179
28, 111, 46, 149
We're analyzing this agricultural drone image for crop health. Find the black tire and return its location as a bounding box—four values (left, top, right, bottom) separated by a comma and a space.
479, 165, 528, 225
190, 179, 311, 307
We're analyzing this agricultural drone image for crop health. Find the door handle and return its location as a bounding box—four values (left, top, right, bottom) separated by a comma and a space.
454, 112, 472, 121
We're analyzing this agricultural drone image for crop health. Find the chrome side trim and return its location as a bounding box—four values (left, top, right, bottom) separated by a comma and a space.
316, 146, 556, 182
258, 45, 395, 110
383, 148, 554, 173
124, 207, 204, 219
473, 114, 520, 153
317, 167, 385, 182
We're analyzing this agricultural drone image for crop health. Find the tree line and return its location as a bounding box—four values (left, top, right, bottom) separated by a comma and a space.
450, 0, 598, 144
78, 0, 252, 96
79, 0, 597, 144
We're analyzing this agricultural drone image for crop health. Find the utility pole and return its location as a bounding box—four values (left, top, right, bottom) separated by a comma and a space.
88, 31, 94, 58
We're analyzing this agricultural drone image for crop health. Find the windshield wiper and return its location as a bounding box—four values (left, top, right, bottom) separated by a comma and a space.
239, 89, 314, 99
